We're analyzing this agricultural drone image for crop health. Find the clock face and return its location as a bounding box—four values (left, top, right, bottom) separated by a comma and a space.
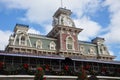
63, 16, 73, 27
67, 18, 73, 26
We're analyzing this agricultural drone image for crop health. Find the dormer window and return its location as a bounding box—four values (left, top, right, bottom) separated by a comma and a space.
101, 46, 109, 55
50, 41, 56, 50
66, 37, 74, 50
89, 47, 95, 54
80, 46, 85, 54
19, 35, 26, 46
104, 47, 107, 51
36, 40, 42, 49
21, 36, 25, 45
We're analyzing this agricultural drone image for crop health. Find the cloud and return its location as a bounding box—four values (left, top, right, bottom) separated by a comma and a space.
0, 0, 60, 24
109, 50, 114, 55
69, 0, 102, 18
101, 0, 120, 44
0, 0, 119, 42
74, 17, 101, 41
28, 28, 41, 34
0, 0, 102, 35
43, 24, 52, 35
0, 0, 102, 26
0, 30, 12, 50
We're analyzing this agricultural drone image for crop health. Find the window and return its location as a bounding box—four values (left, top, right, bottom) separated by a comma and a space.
89, 47, 95, 54
36, 40, 42, 49
104, 47, 107, 51
80, 46, 85, 54
19, 35, 26, 46
66, 37, 74, 50
101, 46, 109, 55
50, 41, 56, 50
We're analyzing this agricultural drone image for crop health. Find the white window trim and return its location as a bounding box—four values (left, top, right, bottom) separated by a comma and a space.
36, 40, 42, 49
50, 41, 56, 50
66, 36, 74, 50
89, 47, 96, 55
101, 46, 109, 55
19, 34, 27, 46
79, 46, 85, 54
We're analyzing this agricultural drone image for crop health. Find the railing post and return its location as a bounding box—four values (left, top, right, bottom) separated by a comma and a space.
59, 60, 61, 71
73, 61, 76, 72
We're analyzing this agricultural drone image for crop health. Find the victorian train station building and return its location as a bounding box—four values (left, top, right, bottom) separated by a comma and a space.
0, 8, 120, 80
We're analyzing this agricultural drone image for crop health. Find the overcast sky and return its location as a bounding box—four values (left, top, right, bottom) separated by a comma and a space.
0, 0, 120, 60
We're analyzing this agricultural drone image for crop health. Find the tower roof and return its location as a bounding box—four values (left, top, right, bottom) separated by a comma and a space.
14, 24, 29, 32
53, 8, 72, 17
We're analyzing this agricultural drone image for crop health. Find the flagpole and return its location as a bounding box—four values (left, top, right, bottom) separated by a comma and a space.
61, 0, 63, 8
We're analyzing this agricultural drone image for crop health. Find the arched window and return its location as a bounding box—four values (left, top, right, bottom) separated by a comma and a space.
50, 41, 56, 50
103, 46, 107, 51
89, 47, 95, 54
20, 35, 26, 46
66, 37, 74, 50
80, 46, 85, 54
36, 40, 42, 49
101, 46, 109, 55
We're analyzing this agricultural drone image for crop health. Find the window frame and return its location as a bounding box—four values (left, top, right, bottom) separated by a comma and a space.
19, 34, 27, 46
66, 36, 74, 50
36, 40, 42, 49
50, 41, 56, 50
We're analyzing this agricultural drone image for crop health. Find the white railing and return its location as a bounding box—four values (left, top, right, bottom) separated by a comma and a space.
0, 75, 120, 80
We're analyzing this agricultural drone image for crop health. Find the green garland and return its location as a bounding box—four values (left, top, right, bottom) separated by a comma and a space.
76, 66, 88, 80
1, 63, 117, 78
34, 67, 46, 80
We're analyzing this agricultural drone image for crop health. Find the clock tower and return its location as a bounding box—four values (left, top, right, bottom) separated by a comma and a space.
47, 8, 83, 57
52, 8, 75, 27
